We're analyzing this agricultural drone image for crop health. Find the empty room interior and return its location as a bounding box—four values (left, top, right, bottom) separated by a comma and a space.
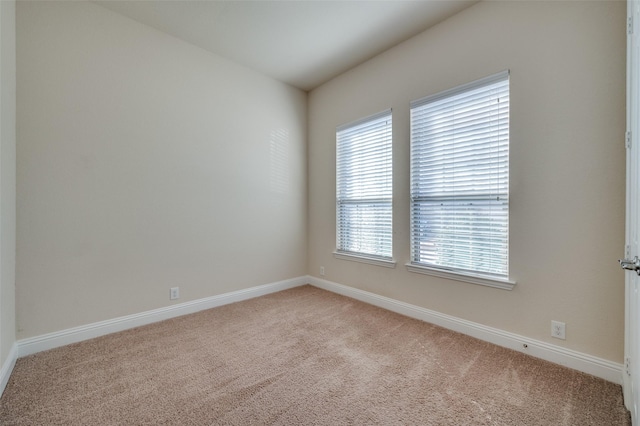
0, 0, 636, 424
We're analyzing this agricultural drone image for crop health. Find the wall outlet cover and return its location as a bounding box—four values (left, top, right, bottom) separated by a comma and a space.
551, 320, 566, 340
170, 287, 180, 300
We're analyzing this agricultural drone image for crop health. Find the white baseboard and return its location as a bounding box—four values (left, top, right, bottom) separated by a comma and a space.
17, 276, 308, 358
0, 343, 17, 397
307, 276, 624, 385
12, 274, 623, 386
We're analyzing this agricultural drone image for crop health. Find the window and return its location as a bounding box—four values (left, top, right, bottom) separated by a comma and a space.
409, 71, 510, 284
336, 110, 393, 266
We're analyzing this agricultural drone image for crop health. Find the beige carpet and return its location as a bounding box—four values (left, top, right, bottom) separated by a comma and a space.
0, 285, 630, 425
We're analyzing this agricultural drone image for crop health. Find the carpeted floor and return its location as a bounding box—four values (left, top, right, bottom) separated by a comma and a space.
0, 285, 631, 425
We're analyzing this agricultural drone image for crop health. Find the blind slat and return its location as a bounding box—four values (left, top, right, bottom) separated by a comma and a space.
337, 110, 393, 259
410, 73, 509, 277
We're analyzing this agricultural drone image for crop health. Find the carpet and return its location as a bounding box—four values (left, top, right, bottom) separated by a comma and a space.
0, 285, 630, 425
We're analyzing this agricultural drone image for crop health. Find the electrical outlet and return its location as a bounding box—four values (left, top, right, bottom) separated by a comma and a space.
320, 266, 325, 276
551, 320, 566, 340
170, 287, 180, 300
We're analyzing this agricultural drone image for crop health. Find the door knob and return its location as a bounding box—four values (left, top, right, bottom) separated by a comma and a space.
620, 256, 640, 275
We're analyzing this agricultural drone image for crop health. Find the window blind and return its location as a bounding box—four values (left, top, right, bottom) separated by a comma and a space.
410, 71, 509, 277
336, 110, 392, 260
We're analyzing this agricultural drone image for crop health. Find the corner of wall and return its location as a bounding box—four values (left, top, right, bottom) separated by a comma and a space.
0, 0, 16, 369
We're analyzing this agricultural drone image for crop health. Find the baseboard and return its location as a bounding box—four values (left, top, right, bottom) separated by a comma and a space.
307, 276, 624, 385
14, 275, 624, 385
0, 343, 17, 397
17, 276, 308, 358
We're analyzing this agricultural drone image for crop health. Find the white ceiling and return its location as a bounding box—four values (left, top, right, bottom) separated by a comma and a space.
94, 1, 478, 91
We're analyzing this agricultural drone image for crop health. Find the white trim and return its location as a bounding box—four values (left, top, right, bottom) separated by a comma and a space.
406, 263, 515, 290
17, 276, 308, 357
11, 275, 623, 386
307, 276, 623, 384
411, 70, 510, 109
624, 1, 640, 418
336, 108, 392, 133
0, 343, 17, 397
333, 251, 396, 268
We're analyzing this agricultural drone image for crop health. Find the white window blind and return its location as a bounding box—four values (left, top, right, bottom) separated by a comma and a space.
410, 71, 509, 278
336, 110, 392, 260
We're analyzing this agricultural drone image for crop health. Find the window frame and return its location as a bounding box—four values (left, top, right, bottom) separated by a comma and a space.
406, 71, 515, 289
334, 109, 395, 268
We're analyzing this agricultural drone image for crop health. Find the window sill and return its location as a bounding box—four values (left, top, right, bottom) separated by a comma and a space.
405, 263, 516, 290
333, 252, 396, 268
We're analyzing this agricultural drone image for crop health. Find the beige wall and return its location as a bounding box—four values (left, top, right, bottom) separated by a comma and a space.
13, 0, 627, 366
308, 1, 627, 362
0, 0, 16, 365
16, 1, 307, 338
